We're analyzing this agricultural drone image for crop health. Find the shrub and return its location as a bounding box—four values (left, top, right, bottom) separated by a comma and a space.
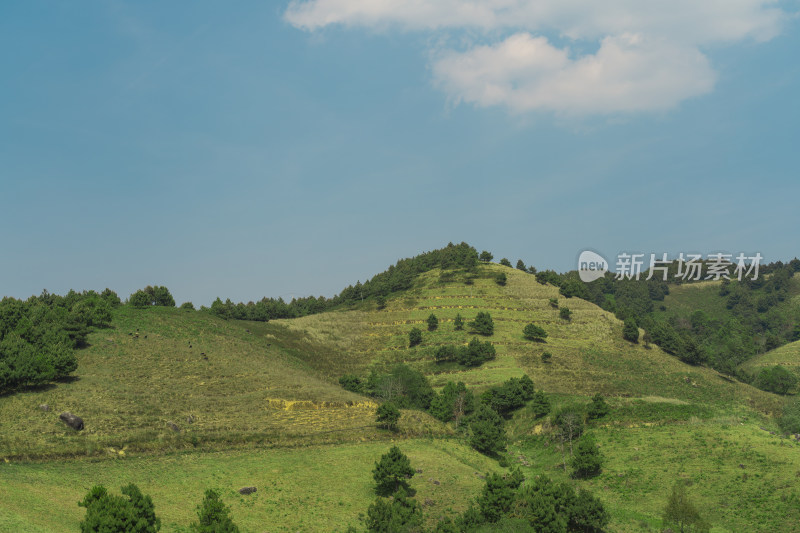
408, 327, 422, 347
79, 484, 160, 533
376, 403, 401, 431
587, 394, 609, 420
499, 258, 512, 267
365, 490, 422, 533
180, 302, 195, 310
560, 307, 572, 321
427, 313, 439, 331
623, 318, 639, 343
457, 338, 496, 366
469, 404, 506, 455
541, 351, 553, 363
454, 313, 464, 331
571, 434, 603, 478
339, 374, 363, 393
523, 323, 548, 342
470, 312, 494, 336
495, 273, 507, 286
191, 489, 239, 533
754, 365, 798, 395
530, 390, 551, 419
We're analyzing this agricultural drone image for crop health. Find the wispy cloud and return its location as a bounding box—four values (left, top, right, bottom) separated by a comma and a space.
285, 0, 786, 115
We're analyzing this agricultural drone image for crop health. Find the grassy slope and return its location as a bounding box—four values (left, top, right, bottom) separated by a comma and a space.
268, 265, 781, 414
741, 340, 800, 377
0, 439, 500, 532
0, 306, 450, 460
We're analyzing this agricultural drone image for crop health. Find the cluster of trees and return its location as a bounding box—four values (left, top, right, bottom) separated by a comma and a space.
536, 259, 800, 376
340, 364, 434, 410
435, 338, 496, 366
78, 484, 239, 532
211, 242, 480, 322
753, 365, 798, 395
0, 289, 119, 393
128, 286, 175, 308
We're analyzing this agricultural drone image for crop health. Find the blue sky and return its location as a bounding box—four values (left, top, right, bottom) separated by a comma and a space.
1, 1, 799, 306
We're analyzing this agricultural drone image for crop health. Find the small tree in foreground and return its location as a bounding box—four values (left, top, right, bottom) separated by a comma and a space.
365, 489, 422, 533
79, 484, 160, 533
427, 313, 439, 331
471, 312, 494, 336
516, 259, 526, 271
373, 446, 415, 496
408, 327, 422, 347
662, 482, 710, 533
454, 313, 464, 331
376, 403, 400, 431
191, 489, 239, 533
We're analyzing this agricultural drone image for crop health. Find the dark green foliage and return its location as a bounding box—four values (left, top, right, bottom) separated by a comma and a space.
429, 381, 474, 424
753, 365, 798, 395
480, 251, 494, 263
376, 295, 387, 310
516, 260, 526, 271
409, 327, 423, 347
434, 345, 457, 363
363, 364, 434, 410
559, 307, 572, 321
373, 446, 415, 496
129, 286, 175, 308
662, 482, 710, 533
499, 258, 512, 267
778, 397, 800, 434
339, 374, 363, 393
571, 434, 603, 478
0, 290, 111, 393
523, 323, 548, 342
454, 313, 464, 331
180, 302, 195, 310
495, 273, 507, 286
470, 312, 494, 336
622, 318, 639, 343
78, 484, 160, 532
376, 403, 401, 430
530, 390, 551, 419
481, 375, 535, 417
191, 489, 239, 533
476, 470, 524, 522
586, 394, 609, 420
469, 404, 506, 455
541, 351, 552, 363
457, 338, 496, 366
427, 313, 439, 331
365, 489, 423, 533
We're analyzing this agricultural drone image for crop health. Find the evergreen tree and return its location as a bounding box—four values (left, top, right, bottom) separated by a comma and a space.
79, 484, 160, 533
376, 403, 400, 431
427, 313, 439, 331
530, 390, 551, 419
623, 318, 639, 343
476, 471, 524, 522
499, 258, 512, 267
523, 323, 548, 342
365, 489, 422, 533
454, 313, 464, 331
469, 404, 506, 455
373, 446, 415, 496
541, 351, 552, 363
559, 307, 572, 321
470, 312, 494, 336
191, 489, 239, 533
516, 259, 526, 271
495, 272, 507, 286
408, 327, 422, 347
586, 394, 609, 420
480, 251, 494, 263
571, 434, 603, 478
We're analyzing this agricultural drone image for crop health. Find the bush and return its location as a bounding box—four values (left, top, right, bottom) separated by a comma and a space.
470, 312, 494, 336
191, 489, 239, 533
469, 404, 506, 455
376, 403, 401, 430
365, 490, 422, 533
79, 484, 160, 533
587, 394, 609, 420
373, 446, 415, 496
180, 302, 195, 310
541, 351, 552, 363
427, 313, 439, 331
339, 374, 363, 393
495, 273, 507, 286
434, 345, 457, 363
499, 258, 512, 267
559, 307, 572, 321
481, 375, 535, 417
523, 323, 548, 342
454, 313, 464, 331
754, 365, 798, 395
408, 327, 422, 347
530, 390, 551, 419
457, 338, 496, 366
571, 434, 603, 478
623, 318, 639, 343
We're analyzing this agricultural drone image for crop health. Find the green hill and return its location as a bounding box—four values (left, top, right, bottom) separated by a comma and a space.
741, 339, 800, 377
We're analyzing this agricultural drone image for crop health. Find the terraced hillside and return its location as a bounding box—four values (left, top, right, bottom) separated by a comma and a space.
262, 264, 781, 414
741, 339, 800, 378
0, 306, 448, 460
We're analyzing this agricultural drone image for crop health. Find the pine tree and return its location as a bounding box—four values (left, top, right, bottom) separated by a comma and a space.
191, 489, 239, 533
373, 446, 415, 496
571, 434, 603, 478
427, 313, 439, 331
454, 313, 464, 331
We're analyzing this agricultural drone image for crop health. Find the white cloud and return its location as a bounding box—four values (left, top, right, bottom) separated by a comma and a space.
284, 0, 786, 115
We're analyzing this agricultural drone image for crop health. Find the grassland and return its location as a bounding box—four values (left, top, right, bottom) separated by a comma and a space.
0, 439, 500, 532
741, 340, 800, 378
